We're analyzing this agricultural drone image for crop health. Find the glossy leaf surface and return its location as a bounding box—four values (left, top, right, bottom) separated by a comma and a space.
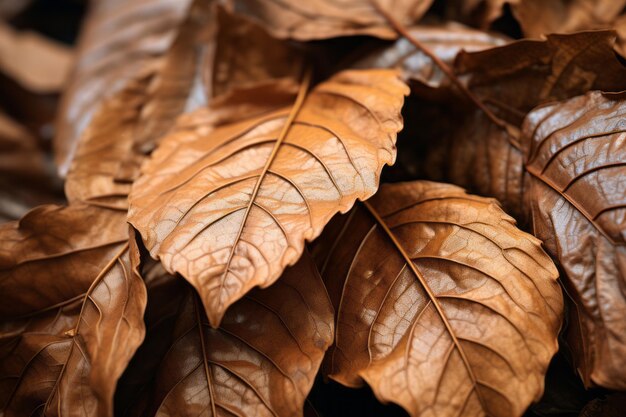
523, 91, 626, 390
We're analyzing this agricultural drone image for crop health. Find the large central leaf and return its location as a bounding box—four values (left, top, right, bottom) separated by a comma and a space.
129, 69, 408, 326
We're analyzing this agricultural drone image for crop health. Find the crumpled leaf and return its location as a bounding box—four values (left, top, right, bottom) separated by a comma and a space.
0, 204, 147, 417
353, 22, 507, 92
129, 69, 408, 326
456, 30, 626, 126
65, 0, 303, 210
0, 110, 63, 222
54, 0, 191, 176
116, 251, 333, 417
312, 181, 563, 417
232, 0, 433, 41
522, 91, 626, 390
0, 22, 73, 93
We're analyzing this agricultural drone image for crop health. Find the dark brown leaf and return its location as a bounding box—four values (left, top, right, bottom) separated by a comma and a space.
0, 205, 147, 416
522, 91, 626, 390
232, 0, 433, 41
456, 30, 626, 126
313, 181, 563, 417
117, 251, 333, 417
128, 69, 408, 326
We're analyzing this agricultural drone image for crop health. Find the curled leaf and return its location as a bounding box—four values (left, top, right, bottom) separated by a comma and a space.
313, 181, 563, 417
522, 91, 626, 390
116, 251, 333, 417
129, 69, 408, 326
54, 0, 191, 175
65, 0, 304, 210
0, 205, 147, 417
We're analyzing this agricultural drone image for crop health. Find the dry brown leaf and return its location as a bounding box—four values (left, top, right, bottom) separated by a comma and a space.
116, 251, 333, 417
64, 77, 150, 211
0, 205, 147, 417
456, 30, 626, 126
522, 91, 626, 390
312, 181, 563, 417
128, 69, 408, 326
0, 22, 73, 93
353, 22, 507, 90
54, 0, 191, 176
65, 1, 303, 210
232, 0, 433, 41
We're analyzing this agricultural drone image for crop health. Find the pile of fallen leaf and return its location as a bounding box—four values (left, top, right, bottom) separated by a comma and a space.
1, 0, 625, 416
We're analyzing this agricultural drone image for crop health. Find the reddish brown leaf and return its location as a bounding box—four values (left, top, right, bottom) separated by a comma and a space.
128, 69, 408, 326
232, 0, 433, 41
522, 91, 626, 390
116, 252, 333, 417
0, 205, 147, 417
313, 181, 563, 417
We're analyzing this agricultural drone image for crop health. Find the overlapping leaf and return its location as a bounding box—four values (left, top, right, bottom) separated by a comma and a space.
54, 0, 191, 175
65, 0, 303, 210
232, 0, 433, 40
456, 30, 626, 125
129, 69, 408, 326
522, 91, 626, 390
116, 252, 333, 417
0, 204, 146, 416
312, 181, 563, 417
353, 22, 507, 89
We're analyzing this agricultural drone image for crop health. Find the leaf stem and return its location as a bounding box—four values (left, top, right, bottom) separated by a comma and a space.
369, 0, 521, 148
